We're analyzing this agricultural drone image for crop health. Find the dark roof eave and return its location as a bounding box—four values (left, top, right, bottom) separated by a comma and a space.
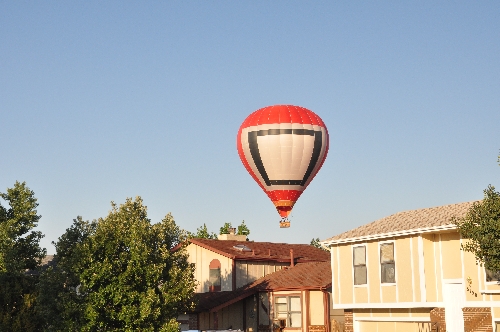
233, 257, 328, 263
207, 283, 332, 313
258, 283, 332, 292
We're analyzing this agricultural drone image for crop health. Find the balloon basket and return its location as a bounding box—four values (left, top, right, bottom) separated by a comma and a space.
279, 220, 290, 228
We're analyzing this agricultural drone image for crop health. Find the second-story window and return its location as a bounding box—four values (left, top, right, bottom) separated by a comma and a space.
209, 259, 221, 292
485, 269, 500, 282
353, 245, 367, 285
380, 243, 395, 283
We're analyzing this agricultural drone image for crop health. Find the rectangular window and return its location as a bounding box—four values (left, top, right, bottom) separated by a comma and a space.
353, 245, 367, 285
380, 243, 395, 283
486, 269, 500, 282
274, 296, 301, 328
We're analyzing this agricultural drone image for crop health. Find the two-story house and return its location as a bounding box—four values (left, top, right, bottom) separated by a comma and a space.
322, 201, 500, 332
178, 232, 339, 332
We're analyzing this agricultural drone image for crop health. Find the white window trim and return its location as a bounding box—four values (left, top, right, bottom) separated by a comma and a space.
355, 317, 431, 322
484, 267, 500, 286
353, 284, 368, 288
332, 301, 500, 309
480, 289, 500, 294
352, 243, 368, 287
379, 240, 396, 285
493, 318, 500, 331
274, 294, 302, 328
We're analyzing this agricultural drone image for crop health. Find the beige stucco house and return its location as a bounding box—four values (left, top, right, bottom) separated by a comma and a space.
322, 201, 500, 332
178, 235, 340, 331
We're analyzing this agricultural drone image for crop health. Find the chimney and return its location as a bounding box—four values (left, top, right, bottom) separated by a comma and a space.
217, 227, 246, 241
290, 249, 294, 267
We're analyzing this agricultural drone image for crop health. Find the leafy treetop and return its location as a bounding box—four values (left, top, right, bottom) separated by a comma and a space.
220, 221, 250, 238
0, 181, 46, 273
453, 185, 500, 272
219, 222, 232, 235
77, 197, 196, 331
237, 220, 250, 236
0, 181, 46, 332
39, 197, 195, 332
189, 223, 217, 239
310, 238, 328, 251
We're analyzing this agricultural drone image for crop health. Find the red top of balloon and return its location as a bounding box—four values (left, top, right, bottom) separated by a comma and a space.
240, 104, 327, 127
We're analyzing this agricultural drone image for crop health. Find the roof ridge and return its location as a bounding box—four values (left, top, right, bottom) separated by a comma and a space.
189, 238, 330, 262
322, 200, 478, 244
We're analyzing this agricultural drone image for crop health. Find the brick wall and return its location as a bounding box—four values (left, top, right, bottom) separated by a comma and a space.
430, 307, 446, 332
344, 310, 353, 332
430, 307, 493, 332
462, 307, 492, 332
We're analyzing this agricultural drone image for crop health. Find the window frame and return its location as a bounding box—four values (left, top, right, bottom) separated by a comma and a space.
379, 240, 396, 285
209, 259, 221, 292
352, 244, 367, 286
274, 294, 302, 329
484, 268, 500, 284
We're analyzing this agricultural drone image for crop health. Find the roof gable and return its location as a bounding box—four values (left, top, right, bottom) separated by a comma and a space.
323, 201, 476, 245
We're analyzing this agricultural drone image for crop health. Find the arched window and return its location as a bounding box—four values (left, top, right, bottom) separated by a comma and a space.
209, 259, 221, 292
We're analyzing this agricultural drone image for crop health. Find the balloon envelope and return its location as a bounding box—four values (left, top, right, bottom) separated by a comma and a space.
237, 105, 329, 219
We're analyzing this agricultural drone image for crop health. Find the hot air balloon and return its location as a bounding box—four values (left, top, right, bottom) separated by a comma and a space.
237, 105, 329, 228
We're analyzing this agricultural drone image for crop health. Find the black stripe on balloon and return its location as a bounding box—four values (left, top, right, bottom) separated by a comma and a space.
256, 129, 315, 136
247, 129, 323, 187
270, 180, 303, 185
248, 131, 271, 186
300, 131, 323, 186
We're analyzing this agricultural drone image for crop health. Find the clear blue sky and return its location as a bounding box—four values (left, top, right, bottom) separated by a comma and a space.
1, 2, 499, 254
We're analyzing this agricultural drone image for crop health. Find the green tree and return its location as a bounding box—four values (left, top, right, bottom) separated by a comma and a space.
75, 197, 196, 331
453, 185, 500, 272
0, 181, 46, 331
219, 221, 250, 238
237, 220, 250, 237
219, 222, 232, 235
189, 223, 217, 239
0, 181, 46, 272
37, 216, 96, 331
310, 238, 328, 251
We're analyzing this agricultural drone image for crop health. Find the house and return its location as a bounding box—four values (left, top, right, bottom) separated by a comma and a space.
178, 233, 342, 331
193, 260, 334, 332
321, 201, 500, 332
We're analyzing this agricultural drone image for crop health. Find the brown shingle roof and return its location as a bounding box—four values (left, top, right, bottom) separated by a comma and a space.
189, 238, 330, 263
255, 261, 331, 290
323, 201, 476, 243
194, 261, 331, 312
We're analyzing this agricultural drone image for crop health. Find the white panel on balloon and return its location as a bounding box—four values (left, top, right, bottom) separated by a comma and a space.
258, 134, 315, 181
